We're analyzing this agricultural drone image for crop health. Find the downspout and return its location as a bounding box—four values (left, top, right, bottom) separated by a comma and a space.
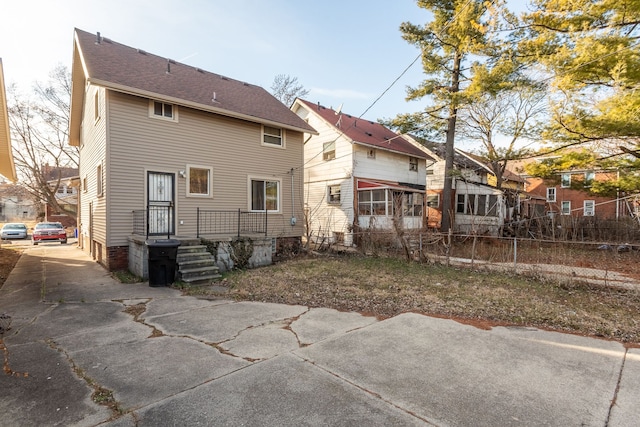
290, 168, 296, 226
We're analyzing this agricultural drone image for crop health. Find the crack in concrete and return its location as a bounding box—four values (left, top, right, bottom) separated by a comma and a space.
295, 354, 436, 425
121, 301, 164, 338
281, 307, 311, 348
46, 339, 124, 421
1, 338, 29, 378
604, 347, 628, 426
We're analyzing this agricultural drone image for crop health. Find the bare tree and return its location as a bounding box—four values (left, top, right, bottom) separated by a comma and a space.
270, 74, 309, 106
457, 83, 546, 189
7, 64, 78, 216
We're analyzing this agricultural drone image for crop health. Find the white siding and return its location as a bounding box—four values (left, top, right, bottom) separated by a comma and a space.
453, 182, 505, 235
298, 103, 429, 243
301, 107, 355, 244
353, 145, 426, 186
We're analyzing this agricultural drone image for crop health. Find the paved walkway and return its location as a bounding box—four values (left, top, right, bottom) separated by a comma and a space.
0, 244, 638, 426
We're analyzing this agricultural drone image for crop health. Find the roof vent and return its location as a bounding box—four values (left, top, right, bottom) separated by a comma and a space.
195, 67, 204, 73
168, 59, 176, 64
365, 132, 373, 137
166, 60, 171, 74
95, 32, 101, 44
137, 49, 147, 55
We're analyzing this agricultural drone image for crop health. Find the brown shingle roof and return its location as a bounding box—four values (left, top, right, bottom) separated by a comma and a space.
73, 29, 315, 134
297, 99, 430, 159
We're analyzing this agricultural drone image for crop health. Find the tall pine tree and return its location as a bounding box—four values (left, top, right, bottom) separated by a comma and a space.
388, 0, 519, 231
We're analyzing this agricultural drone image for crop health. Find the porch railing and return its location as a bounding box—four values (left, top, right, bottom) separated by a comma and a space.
197, 208, 267, 238
132, 205, 173, 239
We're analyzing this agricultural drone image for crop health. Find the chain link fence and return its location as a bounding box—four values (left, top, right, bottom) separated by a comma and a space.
310, 228, 640, 288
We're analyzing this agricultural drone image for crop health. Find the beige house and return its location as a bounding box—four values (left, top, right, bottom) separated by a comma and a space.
69, 29, 316, 273
0, 58, 17, 183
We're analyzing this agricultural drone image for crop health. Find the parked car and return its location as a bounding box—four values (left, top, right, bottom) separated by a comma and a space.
1, 223, 28, 239
32, 222, 67, 245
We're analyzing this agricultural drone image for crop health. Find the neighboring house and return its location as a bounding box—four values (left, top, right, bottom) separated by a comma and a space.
0, 183, 37, 222
69, 29, 316, 271
506, 153, 636, 221
42, 165, 79, 228
424, 145, 520, 236
0, 58, 17, 183
521, 168, 627, 220
291, 99, 434, 246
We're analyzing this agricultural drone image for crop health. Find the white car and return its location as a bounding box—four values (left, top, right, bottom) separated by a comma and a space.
1, 223, 28, 239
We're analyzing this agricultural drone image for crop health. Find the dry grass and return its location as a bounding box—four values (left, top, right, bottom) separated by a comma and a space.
218, 252, 640, 344
0, 247, 23, 288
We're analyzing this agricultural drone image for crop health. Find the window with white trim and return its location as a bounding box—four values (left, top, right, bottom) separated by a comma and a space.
584, 200, 595, 216
403, 193, 423, 217
187, 165, 213, 197
585, 171, 595, 187
97, 164, 103, 197
262, 125, 283, 147
547, 187, 556, 202
358, 189, 389, 215
250, 178, 280, 212
323, 141, 335, 160
409, 157, 418, 171
149, 100, 177, 121
561, 173, 571, 188
327, 185, 341, 204
456, 193, 499, 217
561, 201, 571, 215
94, 92, 100, 122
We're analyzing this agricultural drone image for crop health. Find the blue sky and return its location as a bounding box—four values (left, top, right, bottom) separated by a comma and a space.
1, 1, 433, 121
1, 1, 528, 136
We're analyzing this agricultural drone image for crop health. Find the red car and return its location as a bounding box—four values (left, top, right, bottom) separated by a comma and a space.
32, 222, 67, 245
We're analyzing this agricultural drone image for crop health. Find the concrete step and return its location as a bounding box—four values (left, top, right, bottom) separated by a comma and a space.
177, 252, 215, 263
176, 244, 221, 284
179, 258, 217, 269
180, 273, 223, 285
177, 245, 210, 254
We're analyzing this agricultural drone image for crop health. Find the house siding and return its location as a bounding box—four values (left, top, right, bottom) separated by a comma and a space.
106, 91, 304, 248
297, 102, 428, 246
353, 145, 426, 185
78, 85, 108, 262
301, 109, 354, 245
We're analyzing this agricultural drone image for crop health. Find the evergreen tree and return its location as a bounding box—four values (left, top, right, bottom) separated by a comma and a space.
387, 0, 520, 231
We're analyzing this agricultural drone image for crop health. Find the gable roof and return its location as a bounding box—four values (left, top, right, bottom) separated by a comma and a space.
69, 29, 316, 146
0, 58, 17, 182
295, 99, 432, 159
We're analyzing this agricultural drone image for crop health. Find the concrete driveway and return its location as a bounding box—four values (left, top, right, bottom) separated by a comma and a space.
0, 244, 638, 426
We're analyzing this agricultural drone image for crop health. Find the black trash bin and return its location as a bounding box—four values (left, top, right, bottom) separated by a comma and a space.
146, 239, 181, 287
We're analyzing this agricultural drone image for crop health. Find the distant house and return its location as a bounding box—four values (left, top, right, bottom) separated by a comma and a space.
424, 145, 524, 236
519, 166, 630, 220
42, 165, 79, 227
0, 183, 37, 222
69, 29, 316, 272
291, 99, 434, 246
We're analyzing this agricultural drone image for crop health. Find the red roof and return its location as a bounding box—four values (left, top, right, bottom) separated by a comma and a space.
297, 99, 430, 159
73, 29, 315, 133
